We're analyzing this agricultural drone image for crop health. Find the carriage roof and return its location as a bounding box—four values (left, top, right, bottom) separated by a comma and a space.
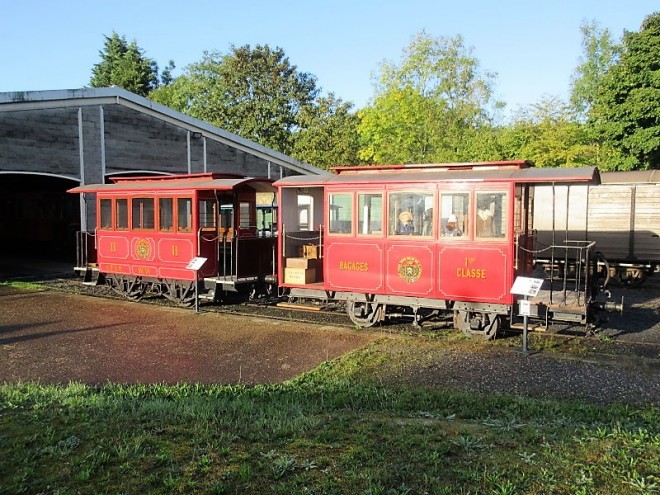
273, 161, 600, 187
68, 173, 275, 194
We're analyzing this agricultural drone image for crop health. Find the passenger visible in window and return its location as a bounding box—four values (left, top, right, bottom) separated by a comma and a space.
422, 208, 433, 236
476, 198, 495, 237
444, 214, 462, 236
398, 211, 415, 235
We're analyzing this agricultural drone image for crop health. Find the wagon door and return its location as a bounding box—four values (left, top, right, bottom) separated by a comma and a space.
515, 184, 535, 276
197, 194, 219, 278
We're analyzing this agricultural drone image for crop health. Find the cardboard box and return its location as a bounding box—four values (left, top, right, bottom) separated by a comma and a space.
284, 267, 316, 285
298, 244, 319, 259
286, 257, 318, 269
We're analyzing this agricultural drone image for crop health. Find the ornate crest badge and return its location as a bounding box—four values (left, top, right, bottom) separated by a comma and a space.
134, 238, 151, 260
398, 256, 422, 283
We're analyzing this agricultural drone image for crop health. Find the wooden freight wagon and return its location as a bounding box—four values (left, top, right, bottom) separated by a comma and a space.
533, 170, 660, 286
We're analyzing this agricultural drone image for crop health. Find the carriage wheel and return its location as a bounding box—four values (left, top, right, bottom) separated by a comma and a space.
347, 301, 383, 328
163, 280, 196, 306
454, 310, 500, 340
616, 267, 646, 288
107, 275, 146, 301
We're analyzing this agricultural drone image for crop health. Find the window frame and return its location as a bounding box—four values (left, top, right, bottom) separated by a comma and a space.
439, 191, 470, 240
356, 191, 384, 237
386, 189, 436, 238
327, 191, 354, 236
474, 190, 509, 241
99, 198, 113, 230
158, 197, 174, 232
177, 197, 193, 233
115, 198, 129, 231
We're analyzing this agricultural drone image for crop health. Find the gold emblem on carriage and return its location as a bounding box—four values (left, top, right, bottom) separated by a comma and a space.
134, 238, 151, 260
398, 256, 422, 283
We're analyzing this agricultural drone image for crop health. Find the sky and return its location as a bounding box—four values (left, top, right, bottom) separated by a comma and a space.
1, 0, 657, 115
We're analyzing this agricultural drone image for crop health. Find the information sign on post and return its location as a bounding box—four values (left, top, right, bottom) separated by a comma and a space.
187, 257, 207, 313
510, 277, 544, 298
510, 276, 544, 354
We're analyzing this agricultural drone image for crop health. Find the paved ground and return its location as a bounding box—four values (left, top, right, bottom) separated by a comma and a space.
0, 286, 378, 385
1, 256, 658, 405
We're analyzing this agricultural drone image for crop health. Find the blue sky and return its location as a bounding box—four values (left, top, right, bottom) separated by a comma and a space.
1, 0, 657, 115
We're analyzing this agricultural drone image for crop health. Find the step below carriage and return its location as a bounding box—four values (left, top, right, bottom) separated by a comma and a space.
70, 161, 624, 339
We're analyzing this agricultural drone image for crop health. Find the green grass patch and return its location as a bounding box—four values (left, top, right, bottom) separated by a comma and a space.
0, 280, 45, 291
1, 346, 658, 494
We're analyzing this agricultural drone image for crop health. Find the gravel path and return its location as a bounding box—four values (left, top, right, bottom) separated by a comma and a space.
367, 340, 659, 405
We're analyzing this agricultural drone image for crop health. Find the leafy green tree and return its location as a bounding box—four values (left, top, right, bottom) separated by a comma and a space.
357, 31, 502, 164
151, 45, 318, 155
90, 32, 162, 96
588, 12, 660, 170
570, 20, 619, 120
291, 94, 361, 169
498, 96, 599, 167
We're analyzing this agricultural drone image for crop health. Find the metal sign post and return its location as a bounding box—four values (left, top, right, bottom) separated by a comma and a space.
510, 277, 544, 354
186, 257, 208, 313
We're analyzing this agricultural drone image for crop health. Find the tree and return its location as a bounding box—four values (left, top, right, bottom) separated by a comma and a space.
498, 96, 599, 167
151, 45, 319, 155
90, 32, 163, 96
588, 12, 660, 170
570, 20, 619, 120
357, 31, 502, 164
291, 94, 361, 169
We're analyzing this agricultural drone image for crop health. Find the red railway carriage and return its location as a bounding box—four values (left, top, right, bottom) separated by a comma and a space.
69, 173, 277, 304
275, 161, 616, 338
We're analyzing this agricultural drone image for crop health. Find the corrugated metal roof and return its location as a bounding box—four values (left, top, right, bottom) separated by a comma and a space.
274, 166, 599, 187
0, 87, 325, 177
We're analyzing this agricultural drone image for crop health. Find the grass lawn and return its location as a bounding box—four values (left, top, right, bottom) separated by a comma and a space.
1, 340, 658, 495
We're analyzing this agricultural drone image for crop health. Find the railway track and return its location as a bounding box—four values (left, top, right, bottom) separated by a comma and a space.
28, 276, 659, 364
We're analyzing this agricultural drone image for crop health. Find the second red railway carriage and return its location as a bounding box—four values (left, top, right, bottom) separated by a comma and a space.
275, 161, 617, 338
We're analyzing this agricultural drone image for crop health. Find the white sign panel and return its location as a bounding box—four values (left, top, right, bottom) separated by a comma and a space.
510, 276, 544, 297
518, 299, 531, 316
186, 257, 208, 271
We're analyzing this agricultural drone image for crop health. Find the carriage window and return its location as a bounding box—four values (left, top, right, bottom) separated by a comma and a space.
440, 193, 469, 237
475, 192, 508, 238
159, 198, 174, 231
132, 197, 155, 230
358, 193, 383, 236
199, 199, 216, 229
239, 202, 251, 228
218, 206, 233, 230
116, 199, 128, 230
177, 197, 192, 232
100, 199, 112, 229
328, 193, 353, 234
388, 191, 434, 236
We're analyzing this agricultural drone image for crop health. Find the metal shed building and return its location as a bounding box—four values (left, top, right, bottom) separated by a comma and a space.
0, 87, 323, 263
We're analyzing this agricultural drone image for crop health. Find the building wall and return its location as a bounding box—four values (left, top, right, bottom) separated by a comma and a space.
0, 103, 285, 181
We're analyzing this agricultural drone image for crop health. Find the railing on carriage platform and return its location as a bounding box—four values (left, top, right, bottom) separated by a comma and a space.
75, 231, 97, 268
542, 240, 598, 307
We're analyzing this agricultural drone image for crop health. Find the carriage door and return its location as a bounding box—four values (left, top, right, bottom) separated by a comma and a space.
198, 194, 219, 277
515, 184, 534, 275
